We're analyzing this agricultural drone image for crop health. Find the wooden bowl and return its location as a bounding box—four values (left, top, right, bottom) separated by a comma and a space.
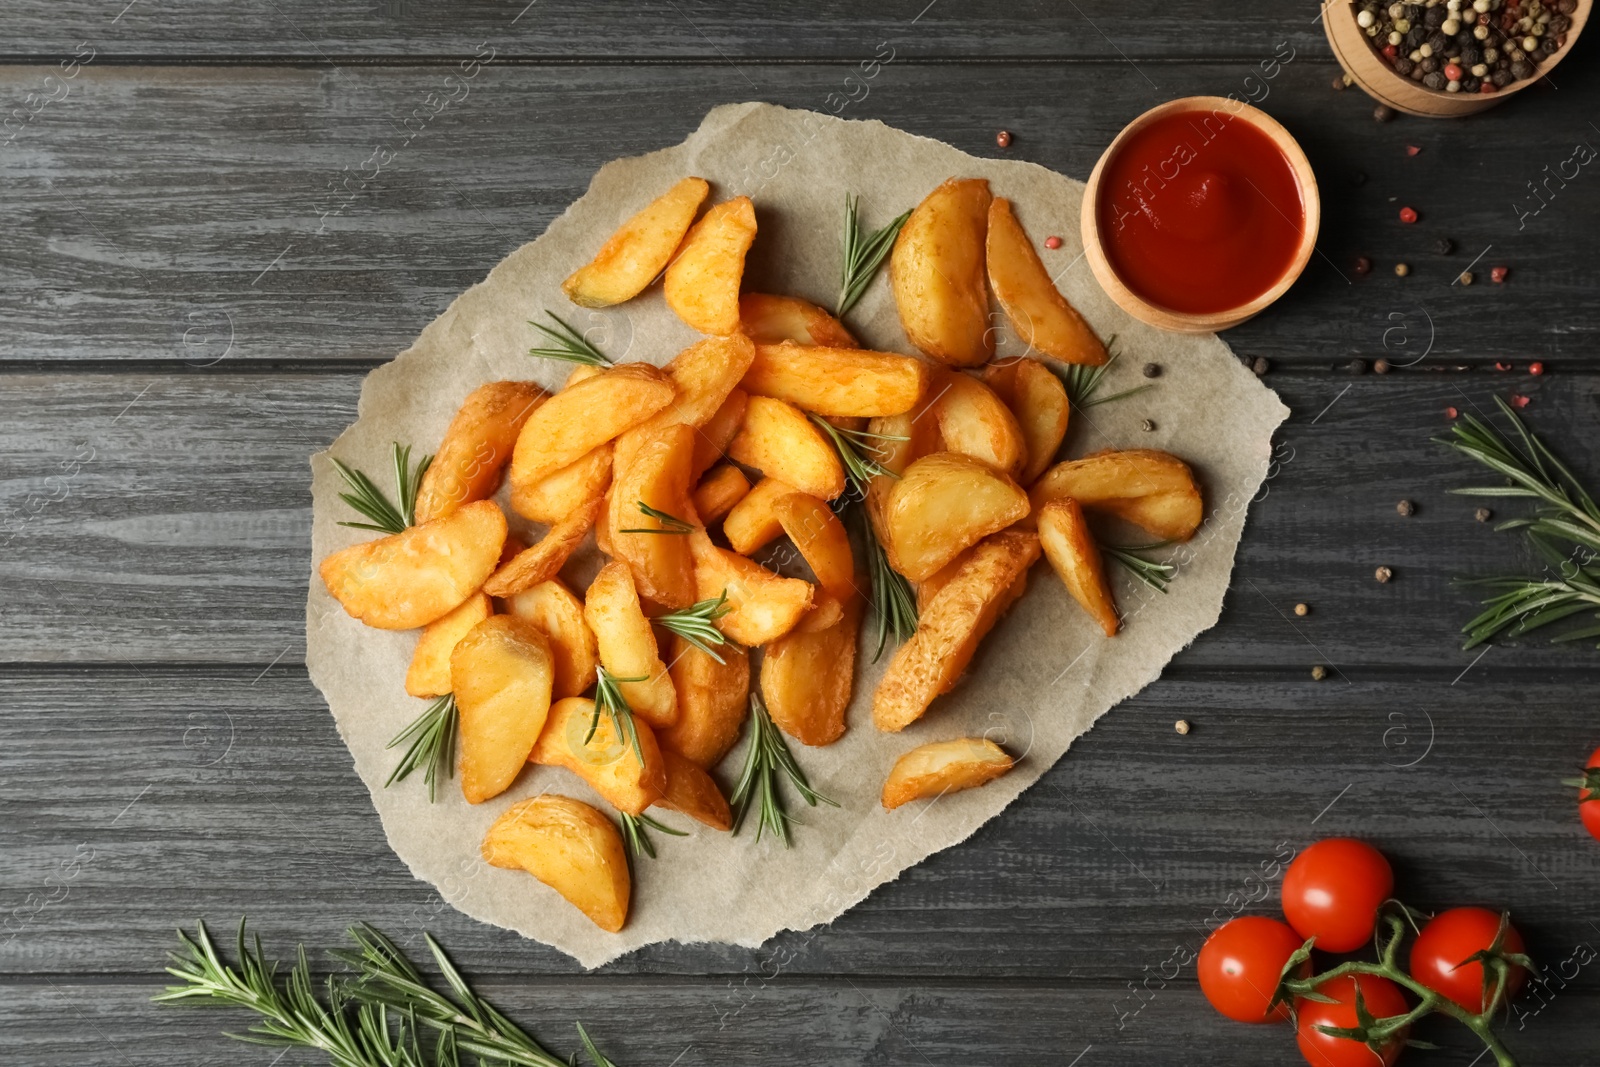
1080, 96, 1321, 335
1325, 0, 1589, 118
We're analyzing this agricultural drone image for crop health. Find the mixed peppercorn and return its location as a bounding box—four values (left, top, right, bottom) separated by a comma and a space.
1354, 0, 1576, 94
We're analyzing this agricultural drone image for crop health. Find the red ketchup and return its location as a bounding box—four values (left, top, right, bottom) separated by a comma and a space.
1097, 108, 1305, 315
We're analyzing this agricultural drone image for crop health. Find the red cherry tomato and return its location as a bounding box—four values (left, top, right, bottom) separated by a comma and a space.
1408, 907, 1526, 1012
1198, 916, 1307, 1023
1579, 746, 1600, 842
1282, 838, 1395, 953
1296, 974, 1410, 1067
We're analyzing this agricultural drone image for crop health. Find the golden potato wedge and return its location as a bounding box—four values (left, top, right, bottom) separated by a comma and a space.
890, 177, 993, 367
773, 492, 856, 601
796, 591, 846, 633
635, 334, 757, 438
609, 423, 697, 610
1030, 449, 1203, 542
481, 795, 630, 933
874, 530, 1041, 732
510, 442, 613, 525
482, 497, 601, 597
655, 748, 732, 830
691, 463, 751, 525
742, 343, 929, 418
1037, 498, 1119, 637
761, 598, 860, 746
583, 562, 677, 727
320, 499, 507, 630
984, 358, 1070, 485
661, 636, 750, 768
531, 696, 667, 815
933, 371, 1028, 478
690, 388, 749, 479
562, 176, 710, 308
509, 363, 674, 491
881, 737, 1015, 809
865, 407, 946, 540
913, 549, 972, 616
986, 198, 1107, 366
416, 381, 546, 523
564, 364, 604, 388
502, 579, 599, 698
739, 293, 858, 348
451, 615, 554, 803
664, 196, 757, 335
882, 452, 1029, 582
722, 475, 796, 556
727, 395, 846, 501
689, 530, 813, 646
405, 592, 492, 698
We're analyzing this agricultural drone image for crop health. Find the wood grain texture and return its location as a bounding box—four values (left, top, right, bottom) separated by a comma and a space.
2, 61, 1598, 369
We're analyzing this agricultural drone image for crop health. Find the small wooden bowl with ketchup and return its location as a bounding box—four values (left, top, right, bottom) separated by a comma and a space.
1081, 96, 1320, 334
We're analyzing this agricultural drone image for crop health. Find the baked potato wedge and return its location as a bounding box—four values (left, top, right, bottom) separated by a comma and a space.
984, 358, 1070, 485
773, 492, 856, 601
690, 388, 749, 478
320, 499, 507, 630
609, 423, 697, 610
933, 371, 1028, 478
562, 175, 709, 308
691, 463, 751, 525
655, 748, 733, 830
985, 198, 1107, 366
722, 475, 796, 556
509, 363, 674, 490
742, 343, 929, 418
636, 334, 756, 435
661, 636, 750, 768
482, 497, 600, 598
882, 452, 1029, 582
881, 737, 1015, 809
416, 381, 546, 523
1030, 449, 1203, 542
452, 615, 554, 803
874, 530, 1040, 732
689, 530, 813, 645
739, 293, 857, 348
727, 395, 846, 501
1037, 498, 1119, 637
761, 598, 860, 746
501, 579, 599, 699
481, 795, 630, 933
531, 696, 667, 815
583, 562, 677, 727
664, 196, 757, 335
510, 442, 613, 525
405, 591, 492, 698
890, 177, 993, 366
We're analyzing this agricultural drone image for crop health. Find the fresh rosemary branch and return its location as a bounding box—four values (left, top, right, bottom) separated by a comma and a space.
1456, 545, 1600, 650
527, 311, 612, 366
589, 665, 646, 765
654, 591, 734, 663
837, 193, 911, 317
858, 504, 918, 658
809, 414, 906, 498
617, 501, 693, 535
1060, 346, 1152, 410
576, 1023, 620, 1067
385, 694, 457, 803
1105, 542, 1176, 593
332, 443, 433, 535
617, 812, 687, 860
729, 694, 837, 847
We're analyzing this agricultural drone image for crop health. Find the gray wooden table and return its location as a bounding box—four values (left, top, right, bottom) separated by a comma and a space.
3, 3, 1598, 1064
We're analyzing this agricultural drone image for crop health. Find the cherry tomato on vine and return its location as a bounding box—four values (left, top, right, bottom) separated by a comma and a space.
1408, 907, 1526, 1013
1574, 745, 1600, 842
1282, 838, 1394, 953
1295, 974, 1410, 1067
1198, 916, 1307, 1023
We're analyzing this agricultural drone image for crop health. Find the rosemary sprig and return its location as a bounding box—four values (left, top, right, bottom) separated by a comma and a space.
385, 694, 457, 803
332, 443, 432, 534
1060, 345, 1152, 410
1105, 541, 1176, 593
809, 414, 906, 499
1456, 542, 1600, 650
857, 503, 918, 658
617, 501, 693, 535
729, 693, 837, 847
617, 812, 687, 860
527, 311, 612, 367
590, 666, 646, 765
654, 590, 734, 663
837, 193, 911, 317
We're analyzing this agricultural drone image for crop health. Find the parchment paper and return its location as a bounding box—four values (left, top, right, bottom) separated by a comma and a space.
306, 102, 1290, 968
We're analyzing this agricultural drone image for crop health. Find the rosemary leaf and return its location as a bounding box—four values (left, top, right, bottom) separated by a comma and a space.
527, 311, 612, 366
1105, 541, 1176, 593
385, 694, 458, 803
654, 591, 734, 663
837, 193, 911, 317
809, 414, 906, 499
858, 503, 917, 658
1059, 345, 1152, 410
591, 666, 647, 765
617, 501, 693, 535
617, 812, 688, 861
729, 694, 837, 847
332, 443, 433, 535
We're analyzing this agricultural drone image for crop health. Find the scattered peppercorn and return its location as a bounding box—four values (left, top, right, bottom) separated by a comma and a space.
1311, 665, 1328, 681
1459, 270, 1475, 285
1491, 265, 1509, 283
1374, 358, 1392, 374
1395, 262, 1411, 277
1475, 506, 1493, 523
1333, 73, 1349, 90
1510, 393, 1531, 408
1396, 499, 1415, 516
1446, 406, 1460, 418
1494, 361, 1512, 371
1252, 357, 1270, 376
1346, 358, 1368, 375
996, 130, 1012, 148
1174, 719, 1192, 735
1375, 565, 1393, 583
1529, 361, 1544, 375
1044, 235, 1063, 250
1295, 603, 1310, 617
1142, 362, 1161, 378
1434, 237, 1455, 255
1354, 255, 1373, 276
1399, 206, 1419, 223
1406, 144, 1422, 156
1141, 419, 1156, 433
1374, 103, 1396, 122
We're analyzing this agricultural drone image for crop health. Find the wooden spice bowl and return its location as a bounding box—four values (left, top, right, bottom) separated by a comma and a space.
1325, 0, 1590, 118
1080, 96, 1321, 335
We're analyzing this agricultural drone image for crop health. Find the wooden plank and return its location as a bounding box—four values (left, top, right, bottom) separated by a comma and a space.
1, 61, 1597, 368
2, 370, 1595, 668
4, 665, 1597, 980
